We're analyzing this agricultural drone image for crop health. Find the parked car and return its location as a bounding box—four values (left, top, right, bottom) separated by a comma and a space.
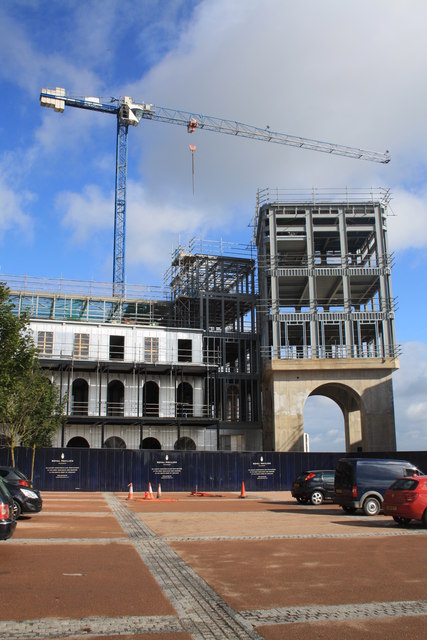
291, 470, 335, 505
383, 475, 427, 526
334, 458, 423, 516
0, 466, 43, 519
0, 477, 17, 540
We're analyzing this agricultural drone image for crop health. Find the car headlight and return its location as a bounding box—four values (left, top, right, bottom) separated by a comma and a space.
20, 489, 39, 499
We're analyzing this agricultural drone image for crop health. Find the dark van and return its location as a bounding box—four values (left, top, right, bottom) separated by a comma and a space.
334, 458, 423, 516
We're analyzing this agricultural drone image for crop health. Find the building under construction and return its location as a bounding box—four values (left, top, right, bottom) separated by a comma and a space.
5, 239, 261, 451
255, 188, 399, 452
4, 189, 399, 452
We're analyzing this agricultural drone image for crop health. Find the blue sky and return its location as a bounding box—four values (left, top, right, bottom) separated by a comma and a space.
1, 0, 427, 452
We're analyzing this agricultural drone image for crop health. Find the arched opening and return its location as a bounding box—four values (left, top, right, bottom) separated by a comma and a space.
141, 437, 161, 450
104, 436, 126, 449
67, 436, 90, 448
71, 378, 89, 416
174, 436, 196, 450
143, 381, 159, 416
226, 384, 240, 422
107, 380, 124, 416
303, 396, 345, 452
177, 382, 193, 417
304, 383, 362, 452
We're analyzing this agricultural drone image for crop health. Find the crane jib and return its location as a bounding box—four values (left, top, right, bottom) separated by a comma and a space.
39, 86, 390, 296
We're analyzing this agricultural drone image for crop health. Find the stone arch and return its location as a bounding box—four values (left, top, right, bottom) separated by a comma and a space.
104, 436, 126, 449
174, 436, 196, 451
307, 383, 363, 452
71, 378, 89, 416
107, 380, 124, 416
67, 436, 90, 448
141, 437, 161, 450
262, 361, 397, 453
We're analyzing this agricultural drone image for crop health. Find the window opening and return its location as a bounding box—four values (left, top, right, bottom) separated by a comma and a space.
73, 333, 89, 359
145, 337, 159, 364
110, 335, 124, 360
178, 339, 192, 362
37, 331, 53, 355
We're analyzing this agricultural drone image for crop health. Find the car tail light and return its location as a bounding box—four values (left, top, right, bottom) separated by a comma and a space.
305, 473, 315, 481
352, 485, 358, 498
403, 492, 417, 503
0, 504, 9, 519
18, 479, 29, 487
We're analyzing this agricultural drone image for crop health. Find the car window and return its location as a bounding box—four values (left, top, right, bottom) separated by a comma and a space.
0, 477, 12, 500
390, 478, 418, 490
404, 467, 423, 476
323, 472, 335, 481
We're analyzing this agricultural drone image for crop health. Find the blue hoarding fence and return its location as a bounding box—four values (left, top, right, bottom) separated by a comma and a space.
1, 447, 426, 493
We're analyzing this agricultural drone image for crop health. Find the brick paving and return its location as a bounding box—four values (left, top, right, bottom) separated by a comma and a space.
0, 491, 426, 639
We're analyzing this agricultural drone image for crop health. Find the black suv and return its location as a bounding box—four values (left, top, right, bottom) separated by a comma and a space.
291, 470, 335, 505
0, 467, 43, 519
0, 477, 17, 540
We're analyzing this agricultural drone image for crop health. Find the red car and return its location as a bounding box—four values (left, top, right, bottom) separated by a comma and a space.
383, 475, 427, 526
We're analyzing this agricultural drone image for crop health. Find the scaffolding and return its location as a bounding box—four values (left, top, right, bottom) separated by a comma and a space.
165, 238, 261, 438
255, 190, 399, 361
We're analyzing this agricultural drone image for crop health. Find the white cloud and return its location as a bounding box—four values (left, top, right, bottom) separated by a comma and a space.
393, 342, 427, 450
56, 185, 112, 243
387, 190, 427, 251
0, 176, 34, 244
122, 0, 427, 250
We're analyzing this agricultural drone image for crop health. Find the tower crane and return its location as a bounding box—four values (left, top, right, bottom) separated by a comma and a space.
40, 87, 390, 297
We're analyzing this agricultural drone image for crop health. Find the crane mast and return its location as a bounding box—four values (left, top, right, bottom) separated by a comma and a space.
40, 87, 390, 296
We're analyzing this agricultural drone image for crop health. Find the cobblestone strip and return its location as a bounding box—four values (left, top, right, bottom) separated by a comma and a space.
163, 529, 427, 542
106, 494, 264, 640
0, 615, 181, 639
240, 600, 427, 626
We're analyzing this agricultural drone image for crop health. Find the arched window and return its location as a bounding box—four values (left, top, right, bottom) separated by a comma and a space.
177, 382, 193, 417
174, 436, 196, 450
141, 437, 161, 450
67, 436, 90, 448
107, 380, 124, 416
104, 436, 126, 449
143, 381, 159, 416
71, 378, 89, 416
226, 385, 240, 422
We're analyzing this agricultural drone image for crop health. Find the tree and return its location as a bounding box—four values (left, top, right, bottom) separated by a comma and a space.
0, 283, 64, 467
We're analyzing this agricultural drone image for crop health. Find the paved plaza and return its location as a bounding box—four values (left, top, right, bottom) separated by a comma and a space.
0, 490, 426, 639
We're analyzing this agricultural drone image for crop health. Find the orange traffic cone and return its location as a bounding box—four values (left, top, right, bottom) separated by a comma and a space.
148, 482, 154, 498
128, 482, 134, 500
239, 481, 246, 499
157, 483, 162, 499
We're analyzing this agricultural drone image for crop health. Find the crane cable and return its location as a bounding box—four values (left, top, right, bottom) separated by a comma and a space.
189, 145, 196, 195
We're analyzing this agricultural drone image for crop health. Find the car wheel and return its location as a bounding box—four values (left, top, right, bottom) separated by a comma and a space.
363, 496, 381, 516
422, 509, 427, 528
310, 491, 324, 505
393, 516, 411, 525
13, 500, 22, 519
